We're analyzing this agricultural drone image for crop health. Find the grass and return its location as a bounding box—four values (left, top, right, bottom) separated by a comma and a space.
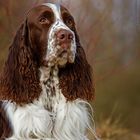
88, 116, 140, 140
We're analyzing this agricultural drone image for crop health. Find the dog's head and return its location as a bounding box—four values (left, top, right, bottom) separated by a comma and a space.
26, 3, 78, 67
0, 3, 94, 104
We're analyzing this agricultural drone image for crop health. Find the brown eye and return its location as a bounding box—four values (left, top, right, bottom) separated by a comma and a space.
39, 17, 50, 24
65, 18, 73, 26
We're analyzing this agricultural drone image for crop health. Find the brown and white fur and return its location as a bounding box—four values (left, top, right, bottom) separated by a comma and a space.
0, 3, 97, 140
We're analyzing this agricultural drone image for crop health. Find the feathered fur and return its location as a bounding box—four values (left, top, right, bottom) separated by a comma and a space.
0, 22, 41, 105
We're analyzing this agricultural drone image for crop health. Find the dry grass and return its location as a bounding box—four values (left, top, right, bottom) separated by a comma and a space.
96, 117, 128, 140
88, 117, 140, 140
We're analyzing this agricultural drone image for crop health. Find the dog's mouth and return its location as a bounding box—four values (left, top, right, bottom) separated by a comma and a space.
58, 50, 71, 59
58, 49, 68, 57
42, 49, 74, 67
57, 49, 72, 66
42, 41, 76, 68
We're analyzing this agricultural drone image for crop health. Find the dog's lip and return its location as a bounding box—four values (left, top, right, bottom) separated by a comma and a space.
58, 50, 68, 56
61, 43, 71, 49
57, 42, 71, 49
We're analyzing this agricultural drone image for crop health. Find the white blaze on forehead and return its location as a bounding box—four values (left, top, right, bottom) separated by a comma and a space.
42, 3, 61, 21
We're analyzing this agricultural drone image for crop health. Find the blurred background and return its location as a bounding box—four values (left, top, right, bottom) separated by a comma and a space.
0, 0, 140, 139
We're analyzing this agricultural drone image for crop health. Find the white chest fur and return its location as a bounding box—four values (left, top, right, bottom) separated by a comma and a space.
4, 67, 92, 140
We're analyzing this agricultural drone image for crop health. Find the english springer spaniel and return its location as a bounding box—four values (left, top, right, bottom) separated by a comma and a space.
0, 3, 96, 140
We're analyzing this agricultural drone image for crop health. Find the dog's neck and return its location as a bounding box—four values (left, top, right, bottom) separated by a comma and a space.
39, 65, 58, 83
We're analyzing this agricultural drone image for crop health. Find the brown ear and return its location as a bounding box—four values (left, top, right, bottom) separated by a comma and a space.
59, 45, 95, 101
0, 20, 41, 105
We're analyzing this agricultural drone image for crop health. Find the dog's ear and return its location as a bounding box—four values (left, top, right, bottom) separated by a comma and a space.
59, 30, 95, 101
0, 20, 41, 105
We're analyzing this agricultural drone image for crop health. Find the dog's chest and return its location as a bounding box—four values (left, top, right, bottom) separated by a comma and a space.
4, 68, 89, 139
40, 67, 65, 113
5, 68, 66, 138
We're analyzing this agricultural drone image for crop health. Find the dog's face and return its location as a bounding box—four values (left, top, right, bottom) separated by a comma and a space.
27, 3, 77, 67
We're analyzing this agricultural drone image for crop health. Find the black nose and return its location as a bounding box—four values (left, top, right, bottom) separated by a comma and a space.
56, 29, 73, 46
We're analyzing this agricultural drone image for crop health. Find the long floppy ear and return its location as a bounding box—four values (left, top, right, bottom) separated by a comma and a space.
0, 20, 41, 105
59, 30, 95, 101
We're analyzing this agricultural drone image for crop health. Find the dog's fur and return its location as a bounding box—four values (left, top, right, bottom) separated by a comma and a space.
0, 3, 95, 140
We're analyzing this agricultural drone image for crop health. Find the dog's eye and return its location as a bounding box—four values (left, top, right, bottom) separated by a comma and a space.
65, 17, 74, 27
39, 17, 50, 24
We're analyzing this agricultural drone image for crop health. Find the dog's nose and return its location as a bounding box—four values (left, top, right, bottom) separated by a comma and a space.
56, 29, 73, 48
